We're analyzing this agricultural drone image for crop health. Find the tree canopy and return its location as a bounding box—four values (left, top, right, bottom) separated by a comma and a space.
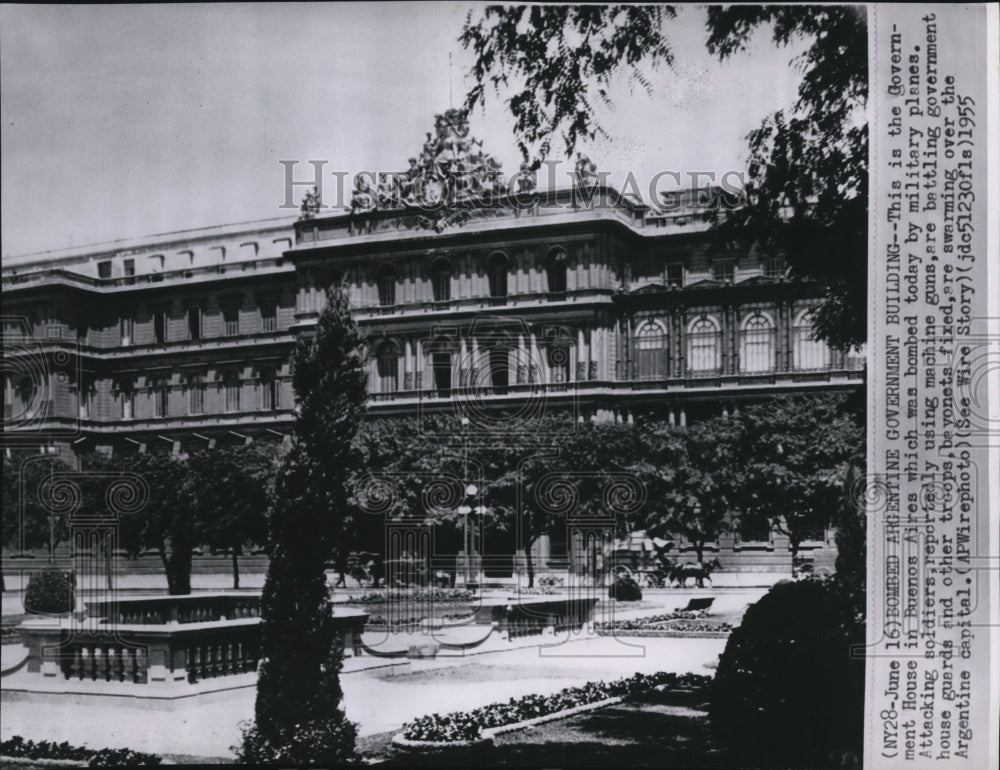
461, 5, 868, 348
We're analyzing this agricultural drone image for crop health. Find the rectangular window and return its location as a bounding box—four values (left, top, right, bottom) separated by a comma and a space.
260, 298, 277, 333
665, 263, 683, 288
119, 384, 134, 420
223, 303, 240, 336
188, 307, 202, 341
188, 376, 205, 415
97, 260, 112, 279
123, 259, 135, 285
712, 261, 734, 283
153, 310, 168, 343
120, 317, 133, 346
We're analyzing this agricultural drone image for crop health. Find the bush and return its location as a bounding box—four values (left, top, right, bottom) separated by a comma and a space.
24, 569, 74, 615
537, 574, 564, 588
0, 736, 161, 766
608, 575, 642, 601
710, 579, 864, 767
237, 716, 358, 764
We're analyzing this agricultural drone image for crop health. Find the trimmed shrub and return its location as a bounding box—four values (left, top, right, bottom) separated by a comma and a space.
24, 569, 74, 615
710, 579, 864, 767
608, 575, 642, 601
237, 716, 358, 765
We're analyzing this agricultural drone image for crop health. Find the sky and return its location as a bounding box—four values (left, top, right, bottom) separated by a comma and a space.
0, 3, 807, 259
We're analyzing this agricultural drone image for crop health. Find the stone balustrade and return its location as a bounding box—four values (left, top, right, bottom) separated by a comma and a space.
17, 594, 368, 686
471, 596, 600, 639
85, 592, 260, 625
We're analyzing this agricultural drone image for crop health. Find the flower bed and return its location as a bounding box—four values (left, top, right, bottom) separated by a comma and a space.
400, 671, 711, 743
346, 587, 474, 604
594, 610, 733, 635
0, 737, 161, 767
365, 611, 474, 629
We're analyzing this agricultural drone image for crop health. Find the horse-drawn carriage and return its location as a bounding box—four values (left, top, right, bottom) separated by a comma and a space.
611, 558, 722, 588
334, 551, 455, 589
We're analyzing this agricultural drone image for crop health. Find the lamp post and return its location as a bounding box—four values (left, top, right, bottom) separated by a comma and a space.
459, 415, 486, 588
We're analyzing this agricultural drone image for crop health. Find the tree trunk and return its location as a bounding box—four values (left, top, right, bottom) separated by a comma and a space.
525, 537, 536, 588
232, 545, 241, 590
166, 542, 193, 595
157, 544, 172, 593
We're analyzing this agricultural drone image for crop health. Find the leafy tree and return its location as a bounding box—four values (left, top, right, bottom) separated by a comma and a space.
730, 394, 863, 559
189, 442, 279, 589
82, 450, 198, 595
1, 452, 74, 562
461, 5, 676, 161
461, 5, 867, 348
705, 6, 867, 349
635, 417, 739, 563
241, 286, 366, 763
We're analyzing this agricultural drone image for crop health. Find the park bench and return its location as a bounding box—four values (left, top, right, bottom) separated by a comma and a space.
674, 597, 715, 614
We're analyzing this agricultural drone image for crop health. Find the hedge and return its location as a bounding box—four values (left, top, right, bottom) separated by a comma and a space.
0, 737, 161, 766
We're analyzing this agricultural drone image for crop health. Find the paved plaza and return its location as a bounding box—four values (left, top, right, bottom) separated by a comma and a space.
0, 586, 760, 761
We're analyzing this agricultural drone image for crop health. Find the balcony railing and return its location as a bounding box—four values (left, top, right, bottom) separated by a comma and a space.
2, 258, 291, 293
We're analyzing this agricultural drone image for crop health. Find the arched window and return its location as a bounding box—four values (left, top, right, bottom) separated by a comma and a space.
793, 310, 831, 370
488, 252, 509, 299
546, 247, 568, 296
546, 329, 573, 385
634, 320, 668, 380
687, 317, 721, 374
739, 312, 775, 373
258, 367, 279, 411
187, 373, 205, 415
431, 258, 451, 302
223, 369, 241, 412
320, 266, 342, 292
151, 375, 170, 418
489, 340, 511, 392
376, 264, 396, 307
432, 351, 452, 395
16, 376, 37, 414
376, 342, 399, 393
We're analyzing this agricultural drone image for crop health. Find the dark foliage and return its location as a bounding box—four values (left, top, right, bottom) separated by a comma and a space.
0, 736, 161, 766
241, 287, 366, 763
24, 568, 74, 614
710, 579, 864, 766
608, 575, 643, 602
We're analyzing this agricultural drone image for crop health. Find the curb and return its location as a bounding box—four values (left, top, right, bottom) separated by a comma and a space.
389, 735, 494, 752
392, 694, 628, 750
484, 695, 624, 736
0, 757, 89, 768
594, 629, 731, 638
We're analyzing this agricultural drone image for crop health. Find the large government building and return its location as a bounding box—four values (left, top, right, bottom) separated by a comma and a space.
3, 112, 864, 574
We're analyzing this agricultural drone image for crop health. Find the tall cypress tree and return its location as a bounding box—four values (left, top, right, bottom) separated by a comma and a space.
240, 286, 367, 763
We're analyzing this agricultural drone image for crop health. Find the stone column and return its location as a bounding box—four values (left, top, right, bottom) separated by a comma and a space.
403, 339, 414, 390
